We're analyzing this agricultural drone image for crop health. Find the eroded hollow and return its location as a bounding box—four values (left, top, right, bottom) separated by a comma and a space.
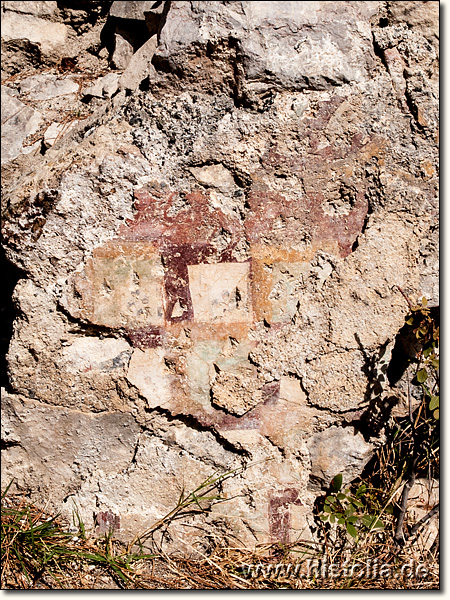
0, 250, 25, 388
387, 306, 439, 386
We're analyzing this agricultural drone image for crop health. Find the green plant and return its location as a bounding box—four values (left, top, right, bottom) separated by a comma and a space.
1, 481, 155, 589
320, 474, 383, 540
405, 296, 439, 420
72, 502, 87, 541
387, 295, 440, 546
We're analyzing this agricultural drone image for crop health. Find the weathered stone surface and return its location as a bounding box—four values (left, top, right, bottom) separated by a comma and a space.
110, 1, 161, 20
1, 1, 439, 553
1, 86, 43, 164
83, 73, 120, 99
2, 1, 58, 17
154, 1, 379, 98
307, 426, 375, 487
62, 337, 132, 375
1, 392, 141, 498
1, 10, 68, 55
119, 36, 158, 91
111, 32, 134, 70
189, 163, 237, 192
188, 262, 251, 323
388, 1, 439, 50
19, 73, 79, 100
211, 370, 263, 416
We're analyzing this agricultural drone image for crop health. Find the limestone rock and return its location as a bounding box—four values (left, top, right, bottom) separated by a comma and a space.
189, 163, 236, 192
108, 0, 162, 72
2, 1, 58, 17
83, 73, 121, 99
1, 10, 68, 56
110, 1, 162, 21
1, 390, 141, 515
1, 86, 43, 164
307, 426, 375, 487
388, 1, 439, 50
18, 73, 79, 100
126, 348, 171, 409
211, 371, 263, 416
392, 478, 439, 555
111, 32, 134, 70
154, 1, 380, 98
119, 36, 158, 91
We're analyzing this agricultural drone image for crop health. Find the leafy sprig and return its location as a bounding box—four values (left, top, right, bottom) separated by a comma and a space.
320, 474, 383, 540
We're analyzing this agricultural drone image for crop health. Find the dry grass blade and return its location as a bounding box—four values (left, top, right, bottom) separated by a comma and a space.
126, 464, 249, 553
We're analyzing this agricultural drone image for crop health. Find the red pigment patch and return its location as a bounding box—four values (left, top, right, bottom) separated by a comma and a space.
117, 191, 250, 325
245, 189, 368, 257
162, 243, 250, 323
120, 190, 244, 246
127, 326, 164, 349
261, 380, 281, 405
94, 510, 120, 535
305, 190, 368, 257
166, 381, 280, 432
268, 488, 303, 544
213, 381, 280, 430
84, 95, 382, 430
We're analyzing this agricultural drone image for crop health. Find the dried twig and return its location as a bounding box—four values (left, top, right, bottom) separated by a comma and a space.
408, 503, 439, 540
394, 369, 419, 546
395, 285, 414, 311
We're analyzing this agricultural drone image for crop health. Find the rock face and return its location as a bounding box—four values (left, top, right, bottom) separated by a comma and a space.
155, 1, 377, 95
1, 86, 43, 164
1, 1, 439, 552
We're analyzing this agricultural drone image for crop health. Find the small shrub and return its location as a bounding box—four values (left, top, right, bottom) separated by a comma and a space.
320, 474, 383, 540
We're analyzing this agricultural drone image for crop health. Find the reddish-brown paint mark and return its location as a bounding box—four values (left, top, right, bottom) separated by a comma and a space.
268, 488, 303, 544
162, 246, 195, 323
214, 410, 261, 430
208, 380, 280, 431
262, 381, 280, 405
127, 326, 164, 349
120, 190, 244, 247
162, 243, 249, 323
117, 190, 249, 325
245, 189, 368, 257
252, 100, 385, 258
305, 189, 368, 257
81, 95, 385, 431
304, 96, 346, 132
94, 510, 120, 535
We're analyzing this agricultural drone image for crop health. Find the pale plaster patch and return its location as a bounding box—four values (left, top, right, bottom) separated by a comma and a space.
279, 376, 308, 405
185, 340, 222, 407
88, 251, 165, 328
269, 262, 309, 322
188, 262, 251, 323
127, 348, 171, 409
63, 337, 131, 374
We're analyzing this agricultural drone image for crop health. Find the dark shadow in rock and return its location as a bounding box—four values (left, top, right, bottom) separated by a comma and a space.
56, 1, 113, 26
386, 310, 439, 386
113, 19, 152, 53
0, 249, 25, 389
